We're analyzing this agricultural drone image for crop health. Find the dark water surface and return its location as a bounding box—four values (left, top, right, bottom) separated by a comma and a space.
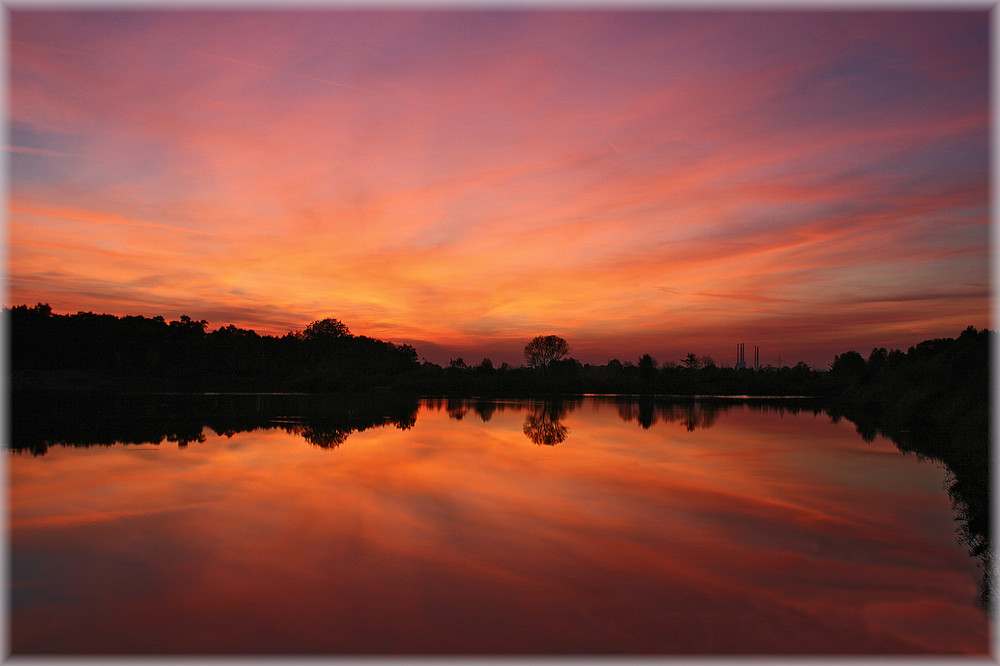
8, 395, 989, 654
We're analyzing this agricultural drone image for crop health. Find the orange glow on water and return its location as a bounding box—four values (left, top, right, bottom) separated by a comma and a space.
9, 400, 987, 654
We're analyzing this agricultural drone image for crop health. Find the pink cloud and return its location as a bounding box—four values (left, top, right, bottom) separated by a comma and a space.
6, 10, 989, 365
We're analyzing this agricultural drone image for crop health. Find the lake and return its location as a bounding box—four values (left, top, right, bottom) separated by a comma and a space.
7, 394, 989, 655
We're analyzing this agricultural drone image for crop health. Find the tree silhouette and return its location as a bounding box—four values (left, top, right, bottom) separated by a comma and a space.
638, 354, 657, 384
524, 335, 570, 370
303, 318, 351, 339
828, 350, 866, 389
681, 353, 700, 370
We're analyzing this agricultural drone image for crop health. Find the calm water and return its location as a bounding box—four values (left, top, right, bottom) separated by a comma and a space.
8, 395, 989, 654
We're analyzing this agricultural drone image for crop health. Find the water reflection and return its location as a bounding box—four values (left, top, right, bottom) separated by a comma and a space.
522, 401, 572, 446
15, 389, 982, 601
7, 394, 989, 655
427, 395, 821, 438
12, 393, 831, 455
10, 394, 989, 613
597, 395, 828, 431
10, 391, 419, 455
611, 396, 721, 430
829, 405, 993, 610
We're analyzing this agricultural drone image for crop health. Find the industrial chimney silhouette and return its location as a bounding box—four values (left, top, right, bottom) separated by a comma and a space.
736, 343, 760, 370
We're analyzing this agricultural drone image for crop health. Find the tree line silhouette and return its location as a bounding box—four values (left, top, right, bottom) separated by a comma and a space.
6, 304, 989, 407
7, 304, 419, 392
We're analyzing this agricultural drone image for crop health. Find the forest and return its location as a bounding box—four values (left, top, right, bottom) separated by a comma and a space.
6, 303, 419, 393
6, 303, 990, 408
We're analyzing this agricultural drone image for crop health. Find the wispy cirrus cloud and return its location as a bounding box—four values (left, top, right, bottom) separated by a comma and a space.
6, 9, 989, 366
193, 50, 371, 92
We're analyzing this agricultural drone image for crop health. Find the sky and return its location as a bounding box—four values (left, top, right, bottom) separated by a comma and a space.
5, 7, 991, 368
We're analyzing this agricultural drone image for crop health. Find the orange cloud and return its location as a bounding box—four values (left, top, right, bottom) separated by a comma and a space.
6, 10, 989, 365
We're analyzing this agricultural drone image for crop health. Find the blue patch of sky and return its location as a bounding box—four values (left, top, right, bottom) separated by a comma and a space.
7, 124, 88, 189
883, 130, 988, 192
777, 41, 984, 137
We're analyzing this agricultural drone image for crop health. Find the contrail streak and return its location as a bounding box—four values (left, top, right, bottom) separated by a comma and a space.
195, 50, 369, 92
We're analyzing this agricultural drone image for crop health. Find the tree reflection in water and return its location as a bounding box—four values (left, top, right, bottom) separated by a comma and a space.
829, 406, 993, 611
433, 395, 822, 444
295, 426, 351, 449
520, 399, 577, 446
522, 411, 568, 446
602, 395, 825, 431
613, 397, 720, 430
10, 391, 420, 455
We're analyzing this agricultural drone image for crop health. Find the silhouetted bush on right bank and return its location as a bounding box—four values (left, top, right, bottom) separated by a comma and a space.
826, 326, 989, 431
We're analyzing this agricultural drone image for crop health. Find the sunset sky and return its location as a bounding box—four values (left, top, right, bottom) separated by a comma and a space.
6, 7, 991, 367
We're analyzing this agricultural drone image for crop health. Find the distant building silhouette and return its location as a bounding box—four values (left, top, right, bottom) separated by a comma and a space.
735, 343, 760, 370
